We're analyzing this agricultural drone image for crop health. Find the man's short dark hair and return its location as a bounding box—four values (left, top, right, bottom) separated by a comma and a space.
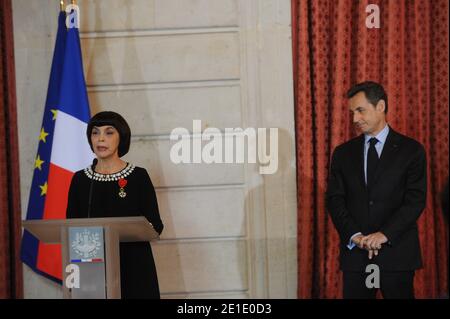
87, 111, 131, 157
347, 81, 388, 114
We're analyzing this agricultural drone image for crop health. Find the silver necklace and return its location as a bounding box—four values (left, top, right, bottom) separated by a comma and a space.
84, 163, 136, 182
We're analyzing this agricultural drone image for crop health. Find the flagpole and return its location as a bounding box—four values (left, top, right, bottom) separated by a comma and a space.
60, 1, 65, 11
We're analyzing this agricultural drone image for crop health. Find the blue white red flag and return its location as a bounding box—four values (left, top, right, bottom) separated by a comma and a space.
21, 10, 94, 282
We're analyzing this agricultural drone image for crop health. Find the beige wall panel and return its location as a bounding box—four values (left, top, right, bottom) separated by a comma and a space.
153, 240, 247, 293
125, 138, 245, 187
88, 85, 242, 136
157, 187, 246, 240
82, 33, 240, 85
78, 0, 239, 31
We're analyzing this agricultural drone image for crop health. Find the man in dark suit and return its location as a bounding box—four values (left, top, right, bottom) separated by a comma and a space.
326, 81, 427, 299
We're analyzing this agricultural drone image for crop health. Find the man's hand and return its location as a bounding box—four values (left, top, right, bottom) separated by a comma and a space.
367, 249, 379, 260
351, 234, 366, 249
361, 232, 388, 250
353, 232, 388, 259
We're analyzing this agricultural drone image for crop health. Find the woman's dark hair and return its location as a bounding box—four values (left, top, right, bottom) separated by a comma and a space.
86, 111, 131, 157
347, 81, 388, 114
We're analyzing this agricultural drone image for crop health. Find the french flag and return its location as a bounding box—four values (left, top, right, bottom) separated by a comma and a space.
21, 12, 94, 282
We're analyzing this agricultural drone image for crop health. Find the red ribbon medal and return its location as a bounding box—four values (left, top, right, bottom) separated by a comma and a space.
118, 178, 127, 198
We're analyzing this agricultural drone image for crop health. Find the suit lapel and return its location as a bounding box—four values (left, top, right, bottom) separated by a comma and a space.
372, 128, 401, 186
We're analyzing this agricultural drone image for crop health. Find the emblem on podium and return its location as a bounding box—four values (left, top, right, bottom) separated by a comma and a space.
69, 227, 105, 263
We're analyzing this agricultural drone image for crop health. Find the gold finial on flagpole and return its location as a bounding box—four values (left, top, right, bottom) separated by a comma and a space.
71, 0, 76, 4
60, 0, 65, 11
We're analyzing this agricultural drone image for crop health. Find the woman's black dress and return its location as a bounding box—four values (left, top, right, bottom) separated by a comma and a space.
66, 163, 164, 299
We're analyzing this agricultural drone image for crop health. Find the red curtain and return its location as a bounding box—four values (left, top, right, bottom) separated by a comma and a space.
0, 0, 23, 299
292, 0, 448, 298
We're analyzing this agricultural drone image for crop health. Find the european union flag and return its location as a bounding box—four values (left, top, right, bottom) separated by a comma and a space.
21, 7, 94, 283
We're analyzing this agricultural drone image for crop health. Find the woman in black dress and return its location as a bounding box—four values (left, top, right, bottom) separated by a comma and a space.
66, 111, 164, 299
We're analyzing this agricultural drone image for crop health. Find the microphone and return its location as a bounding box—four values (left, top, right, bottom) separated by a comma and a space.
87, 158, 98, 218
92, 158, 98, 170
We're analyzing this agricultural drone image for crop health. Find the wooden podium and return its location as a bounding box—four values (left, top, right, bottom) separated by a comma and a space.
22, 217, 159, 299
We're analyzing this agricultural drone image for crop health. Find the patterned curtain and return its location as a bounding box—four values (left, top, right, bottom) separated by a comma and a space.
292, 0, 449, 298
0, 0, 23, 299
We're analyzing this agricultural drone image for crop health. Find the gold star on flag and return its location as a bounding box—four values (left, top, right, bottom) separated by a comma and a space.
39, 127, 49, 143
35, 155, 45, 171
39, 182, 48, 196
51, 109, 58, 121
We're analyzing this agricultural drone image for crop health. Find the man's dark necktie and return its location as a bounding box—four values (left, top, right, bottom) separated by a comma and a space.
367, 137, 379, 187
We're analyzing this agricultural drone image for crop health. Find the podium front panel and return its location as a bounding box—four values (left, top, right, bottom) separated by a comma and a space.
70, 263, 106, 299
67, 227, 107, 299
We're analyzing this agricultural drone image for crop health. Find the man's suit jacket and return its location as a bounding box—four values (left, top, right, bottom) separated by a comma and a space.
326, 127, 427, 272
